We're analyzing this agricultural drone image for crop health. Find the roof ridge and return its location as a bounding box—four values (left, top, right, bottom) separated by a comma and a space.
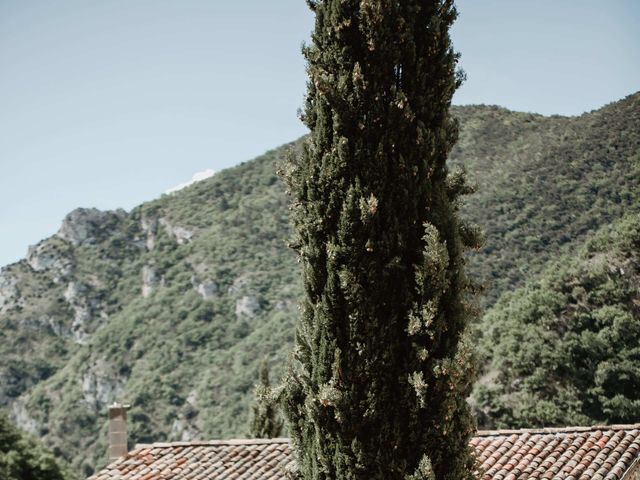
131, 423, 640, 448
475, 423, 640, 437
132, 437, 290, 449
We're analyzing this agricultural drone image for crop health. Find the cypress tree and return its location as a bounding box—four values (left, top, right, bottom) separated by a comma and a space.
280, 1, 481, 479
250, 361, 284, 439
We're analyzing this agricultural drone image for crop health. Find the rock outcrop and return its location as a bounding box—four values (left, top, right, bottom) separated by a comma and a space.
159, 218, 194, 245
140, 216, 159, 251
142, 265, 161, 298
26, 241, 73, 280
63, 281, 103, 344
10, 397, 40, 436
235, 295, 260, 318
81, 360, 127, 412
57, 208, 125, 247
192, 277, 219, 300
0, 268, 19, 314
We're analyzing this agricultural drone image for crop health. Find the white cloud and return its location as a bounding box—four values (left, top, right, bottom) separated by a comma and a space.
165, 169, 216, 195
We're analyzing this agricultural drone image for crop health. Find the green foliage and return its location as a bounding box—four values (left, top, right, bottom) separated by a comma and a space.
0, 90, 637, 476
0, 411, 73, 480
0, 150, 301, 475
474, 214, 640, 428
249, 361, 283, 439
281, 1, 477, 478
452, 95, 640, 305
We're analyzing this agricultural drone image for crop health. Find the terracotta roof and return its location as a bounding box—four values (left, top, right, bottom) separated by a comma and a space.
472, 425, 640, 480
90, 425, 640, 480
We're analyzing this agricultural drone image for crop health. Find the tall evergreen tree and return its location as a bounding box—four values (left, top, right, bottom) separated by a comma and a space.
280, 1, 480, 479
250, 361, 284, 439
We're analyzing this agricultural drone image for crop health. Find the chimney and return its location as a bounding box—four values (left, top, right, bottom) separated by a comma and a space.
108, 403, 129, 462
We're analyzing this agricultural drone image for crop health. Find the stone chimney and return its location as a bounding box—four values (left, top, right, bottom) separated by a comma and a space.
108, 403, 129, 462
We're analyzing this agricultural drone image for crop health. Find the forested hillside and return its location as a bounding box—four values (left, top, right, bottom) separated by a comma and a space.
0, 150, 300, 476
451, 92, 640, 303
474, 214, 640, 429
0, 93, 638, 475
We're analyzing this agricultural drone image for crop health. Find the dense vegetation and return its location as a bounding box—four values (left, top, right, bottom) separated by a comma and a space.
249, 362, 283, 439
0, 411, 73, 480
283, 1, 477, 478
0, 92, 637, 476
452, 93, 640, 304
0, 148, 300, 476
474, 214, 640, 428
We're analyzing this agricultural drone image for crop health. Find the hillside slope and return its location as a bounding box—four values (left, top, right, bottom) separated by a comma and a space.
451, 92, 640, 303
473, 213, 640, 429
0, 93, 638, 475
1, 148, 300, 475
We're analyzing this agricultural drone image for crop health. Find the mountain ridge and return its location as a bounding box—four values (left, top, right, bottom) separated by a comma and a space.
0, 92, 638, 476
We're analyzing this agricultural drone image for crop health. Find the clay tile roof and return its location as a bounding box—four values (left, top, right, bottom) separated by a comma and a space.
90, 425, 640, 480
471, 425, 640, 480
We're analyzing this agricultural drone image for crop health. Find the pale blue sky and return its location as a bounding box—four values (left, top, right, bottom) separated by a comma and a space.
1, 1, 638, 267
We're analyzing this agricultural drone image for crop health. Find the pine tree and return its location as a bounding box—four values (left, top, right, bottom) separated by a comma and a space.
280, 1, 481, 479
250, 361, 284, 439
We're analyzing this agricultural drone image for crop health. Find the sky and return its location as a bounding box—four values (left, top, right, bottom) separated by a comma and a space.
1, 1, 638, 267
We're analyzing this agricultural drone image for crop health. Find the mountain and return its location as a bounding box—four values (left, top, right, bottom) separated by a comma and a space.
0, 92, 638, 475
450, 92, 640, 304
